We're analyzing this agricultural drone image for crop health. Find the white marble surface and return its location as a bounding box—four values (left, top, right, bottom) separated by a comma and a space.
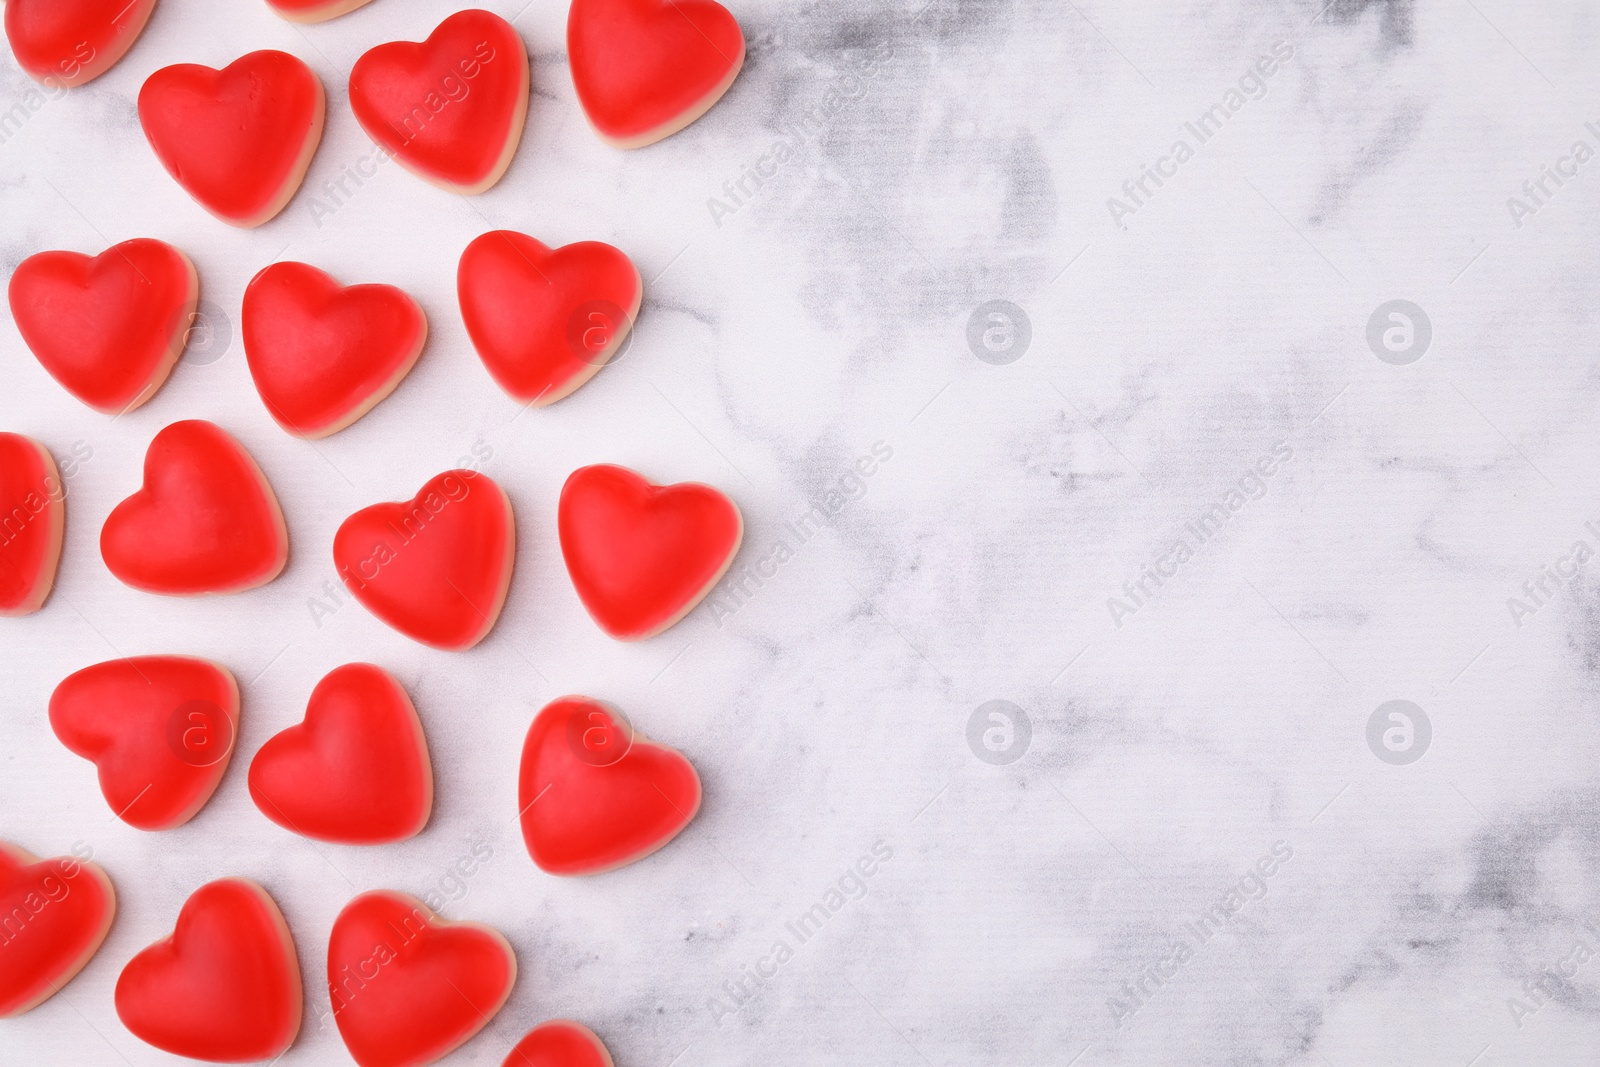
4, 0, 1600, 1063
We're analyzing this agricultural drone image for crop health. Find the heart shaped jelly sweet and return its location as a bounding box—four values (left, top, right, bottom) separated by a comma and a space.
502, 1020, 614, 1067
115, 878, 302, 1061
266, 0, 376, 23
243, 260, 427, 438
139, 50, 325, 227
349, 10, 530, 193
100, 420, 289, 596
518, 696, 701, 875
333, 469, 515, 651
567, 0, 744, 148
8, 238, 198, 414
329, 889, 515, 1067
458, 230, 640, 407
0, 433, 65, 617
3, 0, 158, 88
49, 655, 239, 830
0, 840, 116, 1018
558, 464, 740, 640
249, 663, 433, 844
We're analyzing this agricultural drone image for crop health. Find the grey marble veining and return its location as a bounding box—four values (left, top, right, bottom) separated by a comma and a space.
4, 0, 1600, 1063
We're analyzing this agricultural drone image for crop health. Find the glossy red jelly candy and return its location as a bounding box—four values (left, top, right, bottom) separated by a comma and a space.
0, 840, 116, 1018
49, 655, 240, 830
329, 889, 515, 1067
518, 696, 700, 875
3, 0, 158, 88
349, 10, 529, 193
266, 0, 377, 23
0, 433, 65, 616
333, 469, 515, 651
568, 0, 744, 148
558, 464, 741, 640
139, 50, 325, 227
458, 231, 640, 407
8, 238, 198, 414
100, 420, 289, 596
249, 663, 433, 844
502, 1020, 614, 1067
115, 878, 302, 1061
243, 261, 427, 438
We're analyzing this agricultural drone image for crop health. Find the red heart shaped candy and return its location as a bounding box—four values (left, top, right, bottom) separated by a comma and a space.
3, 0, 158, 87
266, 0, 376, 23
329, 890, 515, 1067
115, 878, 302, 1062
249, 663, 432, 844
558, 464, 740, 640
458, 231, 640, 406
334, 469, 515, 651
0, 433, 65, 617
139, 50, 325, 227
8, 238, 198, 414
243, 261, 427, 438
567, 0, 744, 148
349, 10, 529, 193
49, 656, 239, 830
503, 1020, 614, 1067
518, 697, 700, 875
101, 420, 288, 596
0, 841, 116, 1018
